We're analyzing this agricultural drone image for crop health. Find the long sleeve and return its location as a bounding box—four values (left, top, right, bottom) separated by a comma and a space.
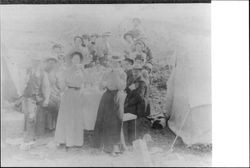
42, 72, 51, 103
125, 81, 147, 107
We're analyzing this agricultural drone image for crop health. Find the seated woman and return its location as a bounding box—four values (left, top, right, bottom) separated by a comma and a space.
92, 55, 127, 156
55, 51, 85, 149
123, 64, 151, 145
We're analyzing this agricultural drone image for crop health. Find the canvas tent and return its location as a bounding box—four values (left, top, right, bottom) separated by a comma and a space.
1, 48, 19, 102
1, 44, 28, 102
165, 35, 211, 146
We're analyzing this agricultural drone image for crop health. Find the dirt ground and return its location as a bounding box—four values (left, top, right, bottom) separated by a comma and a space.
1, 106, 211, 167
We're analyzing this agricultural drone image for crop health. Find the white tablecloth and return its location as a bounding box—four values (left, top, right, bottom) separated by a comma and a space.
81, 88, 104, 130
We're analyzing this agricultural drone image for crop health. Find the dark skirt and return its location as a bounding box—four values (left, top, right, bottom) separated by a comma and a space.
92, 89, 122, 153
44, 95, 60, 130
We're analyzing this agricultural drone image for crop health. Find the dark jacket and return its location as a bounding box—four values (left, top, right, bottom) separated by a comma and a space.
125, 69, 134, 94
124, 75, 150, 118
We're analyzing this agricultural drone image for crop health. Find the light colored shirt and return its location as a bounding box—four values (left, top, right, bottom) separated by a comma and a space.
100, 68, 127, 91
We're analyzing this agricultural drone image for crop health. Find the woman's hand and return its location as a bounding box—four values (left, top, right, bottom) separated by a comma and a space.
129, 84, 136, 91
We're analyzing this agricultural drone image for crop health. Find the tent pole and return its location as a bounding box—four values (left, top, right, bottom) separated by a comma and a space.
168, 103, 191, 152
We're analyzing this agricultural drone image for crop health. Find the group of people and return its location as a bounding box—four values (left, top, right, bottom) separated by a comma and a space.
21, 20, 154, 156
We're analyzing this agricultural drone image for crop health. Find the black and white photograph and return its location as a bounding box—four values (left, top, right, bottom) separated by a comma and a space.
0, 2, 247, 167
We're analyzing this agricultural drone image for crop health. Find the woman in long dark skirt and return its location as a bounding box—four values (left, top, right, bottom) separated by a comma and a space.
92, 55, 127, 156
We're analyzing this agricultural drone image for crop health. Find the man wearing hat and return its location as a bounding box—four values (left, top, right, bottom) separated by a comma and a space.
22, 57, 50, 142
123, 63, 151, 145
43, 57, 61, 131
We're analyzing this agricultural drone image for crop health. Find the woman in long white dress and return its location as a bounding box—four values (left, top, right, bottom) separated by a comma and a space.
55, 51, 85, 148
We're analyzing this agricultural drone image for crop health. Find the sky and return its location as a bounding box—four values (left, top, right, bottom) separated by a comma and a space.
1, 4, 210, 66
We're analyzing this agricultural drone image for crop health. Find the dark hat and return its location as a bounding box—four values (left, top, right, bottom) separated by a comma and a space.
65, 51, 84, 66
124, 57, 134, 65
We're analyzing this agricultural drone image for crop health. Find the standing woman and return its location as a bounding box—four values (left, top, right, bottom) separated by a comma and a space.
55, 51, 85, 148
92, 55, 127, 156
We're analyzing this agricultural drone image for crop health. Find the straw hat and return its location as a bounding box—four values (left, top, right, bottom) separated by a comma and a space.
65, 50, 84, 66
